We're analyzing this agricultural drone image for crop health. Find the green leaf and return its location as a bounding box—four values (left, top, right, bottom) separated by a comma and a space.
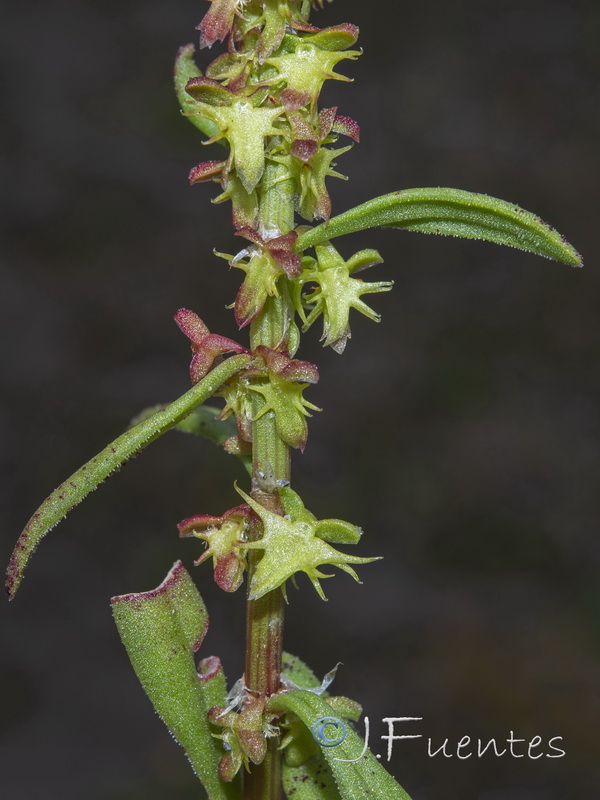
6, 354, 251, 599
134, 402, 239, 444
269, 690, 413, 800
282, 651, 322, 690
131, 404, 252, 476
174, 404, 237, 443
283, 753, 341, 800
111, 561, 239, 800
174, 44, 224, 143
295, 187, 582, 267
131, 403, 236, 445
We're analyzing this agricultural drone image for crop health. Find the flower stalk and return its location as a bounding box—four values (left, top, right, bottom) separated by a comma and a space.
6, 3, 582, 800
244, 166, 296, 800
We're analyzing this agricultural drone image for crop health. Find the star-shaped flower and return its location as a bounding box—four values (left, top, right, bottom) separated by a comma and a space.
248, 346, 320, 451
228, 228, 302, 327
185, 77, 285, 193
236, 486, 379, 600
295, 241, 393, 352
271, 106, 359, 221
267, 39, 360, 107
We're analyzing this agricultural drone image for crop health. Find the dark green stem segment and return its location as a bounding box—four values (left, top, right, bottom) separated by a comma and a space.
257, 161, 295, 237
242, 162, 295, 800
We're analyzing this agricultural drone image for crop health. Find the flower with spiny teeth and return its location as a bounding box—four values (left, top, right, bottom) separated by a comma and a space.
296, 241, 393, 353
178, 503, 258, 592
235, 485, 379, 600
248, 345, 320, 451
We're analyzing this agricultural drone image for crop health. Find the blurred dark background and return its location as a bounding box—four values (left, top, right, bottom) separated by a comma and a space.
2, 0, 599, 798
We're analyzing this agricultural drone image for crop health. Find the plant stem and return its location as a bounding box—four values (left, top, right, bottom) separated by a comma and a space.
243, 162, 295, 800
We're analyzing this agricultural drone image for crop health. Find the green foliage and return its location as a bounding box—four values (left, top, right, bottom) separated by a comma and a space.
7, 2, 583, 800
283, 754, 340, 800
111, 561, 239, 800
172, 404, 237, 444
269, 690, 413, 800
295, 187, 582, 267
6, 354, 250, 599
132, 403, 235, 445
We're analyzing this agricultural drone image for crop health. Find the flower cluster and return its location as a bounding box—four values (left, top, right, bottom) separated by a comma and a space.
208, 694, 277, 781
178, 503, 258, 592
179, 485, 378, 600
174, 311, 319, 450
177, 0, 360, 227
171, 2, 389, 605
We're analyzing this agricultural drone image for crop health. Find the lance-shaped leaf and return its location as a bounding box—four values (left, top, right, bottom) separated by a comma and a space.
129, 404, 251, 477
6, 354, 251, 599
282, 651, 322, 690
172, 404, 237, 444
279, 652, 361, 773
295, 187, 582, 267
305, 23, 360, 52
255, 0, 287, 63
111, 561, 238, 800
269, 690, 413, 800
130, 403, 236, 445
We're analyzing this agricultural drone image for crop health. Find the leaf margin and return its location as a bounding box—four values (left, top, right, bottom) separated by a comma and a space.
269, 689, 413, 800
6, 354, 251, 600
111, 560, 239, 800
295, 187, 582, 268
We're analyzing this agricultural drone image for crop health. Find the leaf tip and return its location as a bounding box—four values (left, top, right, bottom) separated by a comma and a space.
5, 525, 41, 601
110, 559, 186, 606
564, 245, 584, 268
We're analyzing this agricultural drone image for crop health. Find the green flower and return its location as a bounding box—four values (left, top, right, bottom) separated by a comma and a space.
296, 241, 393, 352
185, 77, 285, 192
236, 486, 379, 600
248, 345, 320, 451
267, 38, 360, 106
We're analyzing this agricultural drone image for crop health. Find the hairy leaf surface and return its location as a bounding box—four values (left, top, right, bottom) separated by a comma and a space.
295, 188, 582, 267
283, 754, 341, 800
280, 654, 341, 799
112, 561, 238, 800
131, 404, 251, 475
6, 355, 251, 599
131, 403, 236, 445
269, 690, 413, 800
